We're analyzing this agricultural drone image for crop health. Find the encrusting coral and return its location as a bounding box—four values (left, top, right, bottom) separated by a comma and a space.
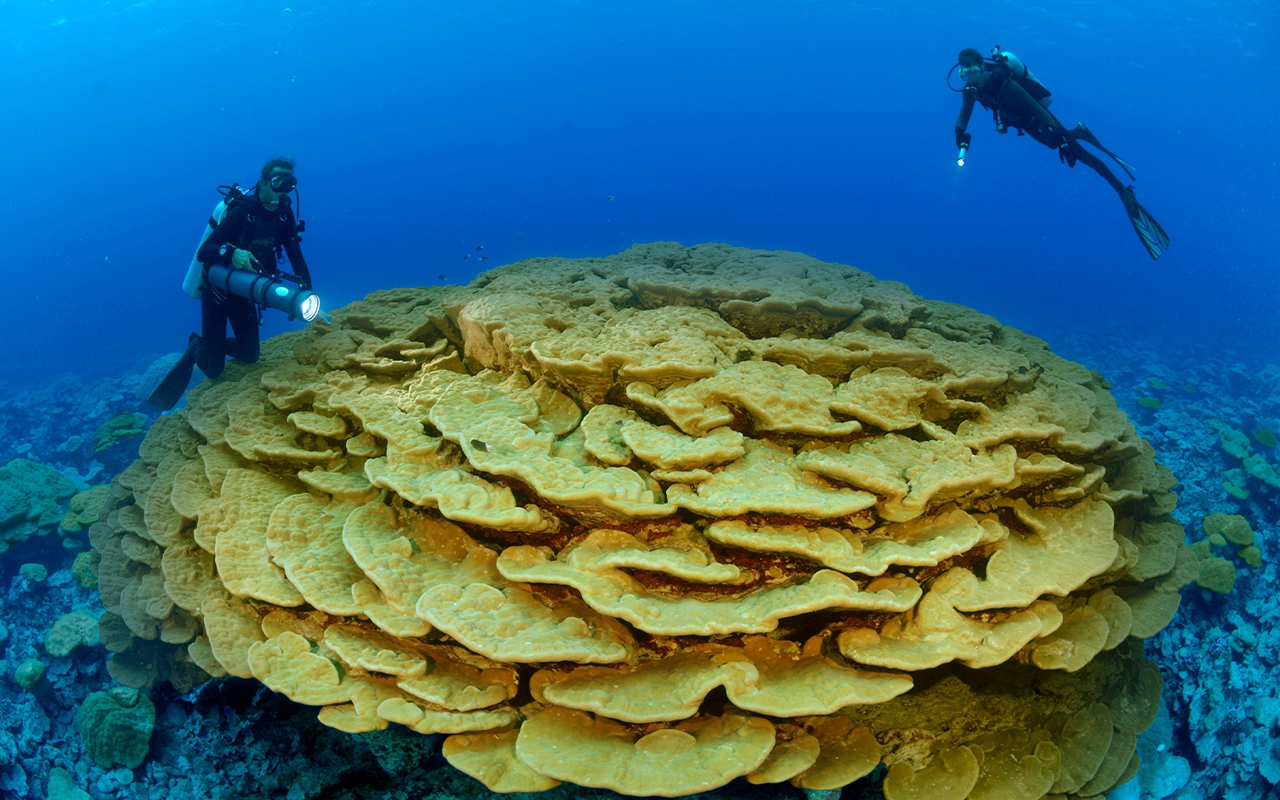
1205, 418, 1280, 490
15, 658, 44, 690
45, 610, 101, 657
1186, 513, 1259, 594
47, 767, 92, 800
95, 411, 149, 452
62, 485, 112, 533
77, 686, 155, 769
19, 562, 47, 583
0, 458, 77, 553
72, 550, 99, 588
95, 243, 1193, 798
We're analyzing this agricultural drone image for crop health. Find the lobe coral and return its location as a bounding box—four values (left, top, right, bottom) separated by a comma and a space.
94, 243, 1192, 798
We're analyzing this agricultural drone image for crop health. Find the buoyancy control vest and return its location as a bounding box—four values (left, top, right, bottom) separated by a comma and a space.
968, 51, 1054, 134
181, 185, 301, 299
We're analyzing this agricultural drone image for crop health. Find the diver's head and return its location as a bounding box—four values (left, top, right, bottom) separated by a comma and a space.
958, 47, 987, 85
258, 156, 297, 207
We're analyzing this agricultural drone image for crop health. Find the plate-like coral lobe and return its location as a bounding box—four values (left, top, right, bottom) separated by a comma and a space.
95, 243, 1192, 797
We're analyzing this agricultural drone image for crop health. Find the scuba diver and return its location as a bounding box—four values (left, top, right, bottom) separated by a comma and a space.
951, 47, 1170, 260
147, 157, 319, 410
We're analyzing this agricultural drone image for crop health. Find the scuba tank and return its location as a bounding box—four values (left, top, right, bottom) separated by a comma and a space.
181, 184, 244, 299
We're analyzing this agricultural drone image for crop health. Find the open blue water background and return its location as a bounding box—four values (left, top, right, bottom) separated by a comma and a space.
0, 0, 1274, 384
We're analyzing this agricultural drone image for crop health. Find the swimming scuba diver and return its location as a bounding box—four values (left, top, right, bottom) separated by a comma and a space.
951, 47, 1170, 260
147, 157, 316, 410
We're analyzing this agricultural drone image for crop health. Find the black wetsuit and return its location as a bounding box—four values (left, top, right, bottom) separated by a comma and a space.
192, 192, 311, 378
955, 64, 1126, 194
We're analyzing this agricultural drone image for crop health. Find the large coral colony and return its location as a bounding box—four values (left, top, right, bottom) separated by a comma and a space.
94, 243, 1192, 798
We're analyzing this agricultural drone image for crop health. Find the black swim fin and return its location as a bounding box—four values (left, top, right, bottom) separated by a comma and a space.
1120, 186, 1170, 260
146, 334, 201, 411
1070, 123, 1136, 181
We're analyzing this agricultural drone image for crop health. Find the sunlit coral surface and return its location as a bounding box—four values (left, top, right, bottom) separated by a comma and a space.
93, 243, 1193, 799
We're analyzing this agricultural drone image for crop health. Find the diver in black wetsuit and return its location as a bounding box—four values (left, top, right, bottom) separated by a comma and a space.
147, 157, 312, 409
952, 47, 1170, 260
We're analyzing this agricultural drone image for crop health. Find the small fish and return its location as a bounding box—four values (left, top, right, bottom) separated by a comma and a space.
475, 245, 484, 251
518, 236, 524, 241
463, 254, 469, 260
470, 439, 488, 452
606, 196, 614, 201
437, 275, 445, 280
479, 256, 487, 261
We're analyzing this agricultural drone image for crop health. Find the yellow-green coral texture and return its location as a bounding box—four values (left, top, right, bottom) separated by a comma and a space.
95, 243, 1192, 799
95, 412, 148, 453
62, 485, 112, 533
0, 458, 76, 552
45, 611, 100, 657
77, 687, 155, 769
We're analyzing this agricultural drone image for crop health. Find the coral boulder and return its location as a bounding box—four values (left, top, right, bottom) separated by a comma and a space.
95, 243, 1192, 797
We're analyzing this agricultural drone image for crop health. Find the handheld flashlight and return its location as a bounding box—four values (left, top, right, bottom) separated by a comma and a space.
957, 143, 969, 166
205, 264, 322, 322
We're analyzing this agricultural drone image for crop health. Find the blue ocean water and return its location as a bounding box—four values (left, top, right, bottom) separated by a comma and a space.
0, 0, 1274, 382
0, 1, 1278, 799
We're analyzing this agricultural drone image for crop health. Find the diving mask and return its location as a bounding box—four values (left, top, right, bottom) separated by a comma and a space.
268, 173, 297, 193
959, 65, 985, 84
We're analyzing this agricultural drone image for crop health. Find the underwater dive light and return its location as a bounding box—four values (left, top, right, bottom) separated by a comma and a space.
205, 264, 322, 322
957, 143, 969, 166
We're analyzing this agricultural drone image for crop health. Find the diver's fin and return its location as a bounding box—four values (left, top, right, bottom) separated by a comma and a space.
1070, 121, 1104, 148
1120, 186, 1170, 260
1110, 152, 1137, 181
1071, 123, 1136, 181
146, 334, 200, 411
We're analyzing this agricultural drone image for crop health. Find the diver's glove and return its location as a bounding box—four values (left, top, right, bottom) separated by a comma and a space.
956, 131, 971, 150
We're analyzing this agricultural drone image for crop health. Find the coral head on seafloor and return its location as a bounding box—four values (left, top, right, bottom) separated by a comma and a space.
93, 243, 1194, 798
